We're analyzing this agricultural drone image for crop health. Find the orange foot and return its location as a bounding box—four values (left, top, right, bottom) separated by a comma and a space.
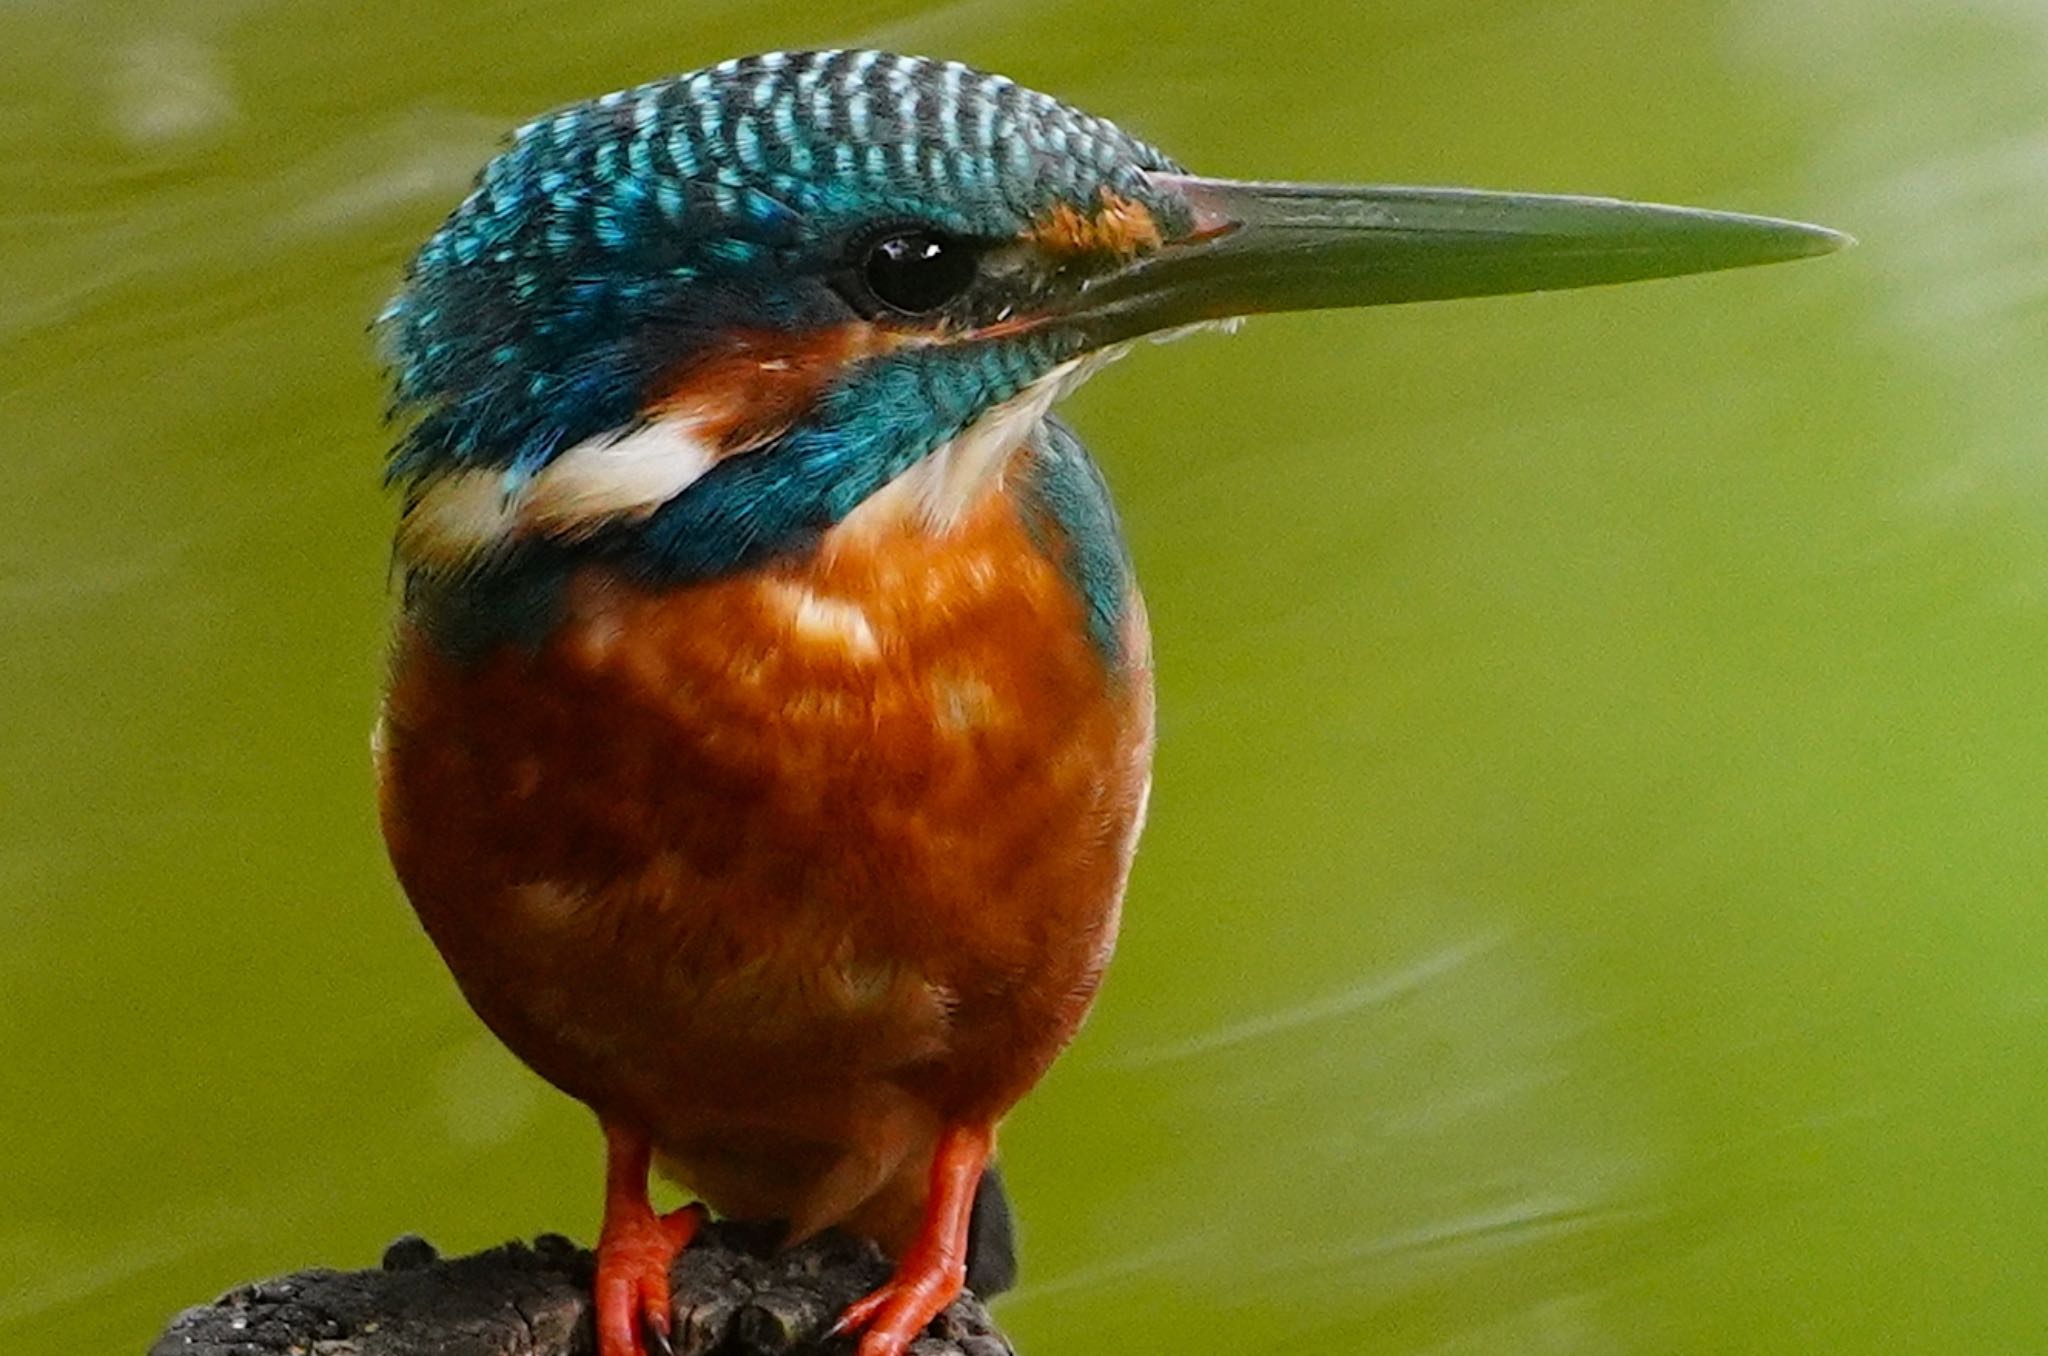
593, 1122, 706, 1356
831, 1124, 993, 1356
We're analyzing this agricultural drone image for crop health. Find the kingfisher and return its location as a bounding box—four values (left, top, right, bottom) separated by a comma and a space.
373, 49, 1843, 1356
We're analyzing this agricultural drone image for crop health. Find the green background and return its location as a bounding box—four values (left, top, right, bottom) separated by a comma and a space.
6, 1, 2043, 1352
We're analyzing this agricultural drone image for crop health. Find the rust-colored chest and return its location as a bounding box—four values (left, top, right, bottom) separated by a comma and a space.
377, 473, 1151, 1222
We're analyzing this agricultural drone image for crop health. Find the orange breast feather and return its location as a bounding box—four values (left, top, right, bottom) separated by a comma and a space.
377, 457, 1152, 1244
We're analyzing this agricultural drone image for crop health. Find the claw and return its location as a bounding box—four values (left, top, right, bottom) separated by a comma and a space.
831, 1274, 957, 1356
593, 1124, 705, 1356
595, 1224, 685, 1356
830, 1125, 993, 1356
828, 1291, 883, 1337
642, 1310, 676, 1356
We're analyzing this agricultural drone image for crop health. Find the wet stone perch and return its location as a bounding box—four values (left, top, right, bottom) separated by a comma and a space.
148, 1222, 1015, 1356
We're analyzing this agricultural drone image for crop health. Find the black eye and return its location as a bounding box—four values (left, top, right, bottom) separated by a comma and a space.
861, 229, 979, 315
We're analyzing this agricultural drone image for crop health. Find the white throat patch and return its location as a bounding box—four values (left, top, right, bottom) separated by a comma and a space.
842, 347, 1129, 537
395, 342, 1143, 570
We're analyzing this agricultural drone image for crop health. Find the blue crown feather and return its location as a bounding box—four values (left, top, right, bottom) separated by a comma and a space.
381, 50, 1184, 485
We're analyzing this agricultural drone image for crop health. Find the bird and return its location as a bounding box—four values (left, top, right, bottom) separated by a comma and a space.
372, 48, 1844, 1356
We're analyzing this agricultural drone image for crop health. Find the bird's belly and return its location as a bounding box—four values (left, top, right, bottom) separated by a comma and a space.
377, 483, 1152, 1229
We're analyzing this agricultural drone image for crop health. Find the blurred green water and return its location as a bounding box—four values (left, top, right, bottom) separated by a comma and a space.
5, 1, 2046, 1352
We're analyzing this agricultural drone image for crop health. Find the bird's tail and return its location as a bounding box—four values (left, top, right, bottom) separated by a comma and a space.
964, 1163, 1018, 1296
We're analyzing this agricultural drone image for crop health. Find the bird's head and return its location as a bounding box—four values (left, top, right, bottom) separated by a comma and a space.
382, 49, 1843, 588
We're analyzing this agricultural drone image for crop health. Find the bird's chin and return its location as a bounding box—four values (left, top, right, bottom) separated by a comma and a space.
842, 343, 1135, 537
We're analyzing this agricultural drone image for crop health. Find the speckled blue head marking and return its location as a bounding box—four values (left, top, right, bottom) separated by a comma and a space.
383, 50, 1198, 662
382, 50, 1185, 488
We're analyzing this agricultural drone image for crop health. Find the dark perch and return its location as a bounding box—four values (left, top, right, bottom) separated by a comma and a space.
148, 1222, 1015, 1356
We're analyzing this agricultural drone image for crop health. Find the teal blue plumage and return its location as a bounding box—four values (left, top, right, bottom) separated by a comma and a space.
382, 51, 1185, 485
374, 50, 1846, 1356
1020, 416, 1134, 661
382, 50, 1181, 662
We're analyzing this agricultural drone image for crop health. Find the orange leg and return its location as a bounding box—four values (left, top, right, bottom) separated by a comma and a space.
832, 1124, 994, 1356
593, 1122, 706, 1356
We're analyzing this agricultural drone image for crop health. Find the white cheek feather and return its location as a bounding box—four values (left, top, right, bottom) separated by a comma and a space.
396, 470, 523, 568
396, 334, 1168, 571
396, 412, 721, 569
520, 415, 719, 536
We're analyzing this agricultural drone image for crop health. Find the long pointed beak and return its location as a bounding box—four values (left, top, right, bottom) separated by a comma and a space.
1065, 172, 1851, 344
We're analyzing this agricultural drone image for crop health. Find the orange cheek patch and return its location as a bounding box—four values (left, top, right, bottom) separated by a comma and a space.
648, 322, 919, 457
1027, 189, 1165, 259
397, 323, 935, 569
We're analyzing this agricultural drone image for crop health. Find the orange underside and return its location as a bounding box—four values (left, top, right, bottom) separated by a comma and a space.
378, 455, 1153, 1253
